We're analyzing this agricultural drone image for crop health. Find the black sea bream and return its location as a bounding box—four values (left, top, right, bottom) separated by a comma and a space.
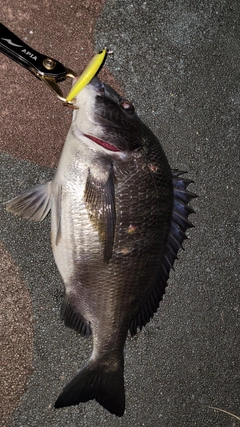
7, 76, 196, 417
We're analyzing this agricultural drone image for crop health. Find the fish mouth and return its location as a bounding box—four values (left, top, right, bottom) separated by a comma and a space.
89, 76, 105, 95
84, 134, 121, 152
75, 76, 122, 152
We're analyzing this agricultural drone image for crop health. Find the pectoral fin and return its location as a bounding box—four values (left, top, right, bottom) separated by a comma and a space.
84, 166, 115, 263
6, 182, 52, 222
53, 184, 62, 246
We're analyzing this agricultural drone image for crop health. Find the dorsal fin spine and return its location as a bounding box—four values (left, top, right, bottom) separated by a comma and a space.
129, 170, 197, 336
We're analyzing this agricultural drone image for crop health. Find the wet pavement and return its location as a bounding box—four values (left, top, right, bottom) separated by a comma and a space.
1, 1, 239, 426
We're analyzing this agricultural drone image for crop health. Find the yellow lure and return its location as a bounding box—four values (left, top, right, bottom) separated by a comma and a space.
66, 49, 108, 102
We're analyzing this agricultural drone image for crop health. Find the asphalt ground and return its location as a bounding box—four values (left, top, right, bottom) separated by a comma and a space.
1, 1, 239, 426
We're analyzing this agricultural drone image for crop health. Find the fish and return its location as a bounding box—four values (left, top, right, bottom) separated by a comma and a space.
6, 75, 196, 417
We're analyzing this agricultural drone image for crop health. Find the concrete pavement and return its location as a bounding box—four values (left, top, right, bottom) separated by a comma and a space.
1, 1, 239, 426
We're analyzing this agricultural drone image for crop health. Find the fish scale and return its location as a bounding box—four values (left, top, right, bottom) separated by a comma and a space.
6, 75, 196, 417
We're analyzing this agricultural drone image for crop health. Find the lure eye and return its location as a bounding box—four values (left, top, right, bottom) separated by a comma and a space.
120, 100, 134, 113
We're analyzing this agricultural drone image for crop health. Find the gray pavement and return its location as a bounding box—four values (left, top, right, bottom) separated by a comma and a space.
1, 1, 239, 426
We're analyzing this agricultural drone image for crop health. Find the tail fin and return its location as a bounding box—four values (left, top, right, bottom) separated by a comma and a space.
55, 360, 125, 417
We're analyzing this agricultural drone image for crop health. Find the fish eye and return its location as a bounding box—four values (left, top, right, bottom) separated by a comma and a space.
120, 100, 134, 114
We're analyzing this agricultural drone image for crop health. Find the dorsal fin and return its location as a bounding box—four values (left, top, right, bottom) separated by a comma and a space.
129, 170, 197, 336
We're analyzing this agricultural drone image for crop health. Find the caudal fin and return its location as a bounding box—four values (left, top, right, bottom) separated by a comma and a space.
55, 360, 125, 417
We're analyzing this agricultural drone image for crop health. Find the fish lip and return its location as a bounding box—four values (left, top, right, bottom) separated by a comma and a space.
89, 76, 105, 96
83, 133, 121, 152
72, 122, 121, 152
91, 117, 123, 130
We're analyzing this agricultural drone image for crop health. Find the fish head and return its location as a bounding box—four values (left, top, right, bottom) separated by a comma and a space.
72, 76, 144, 153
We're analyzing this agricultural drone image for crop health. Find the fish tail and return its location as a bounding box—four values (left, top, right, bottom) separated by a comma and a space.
54, 359, 125, 417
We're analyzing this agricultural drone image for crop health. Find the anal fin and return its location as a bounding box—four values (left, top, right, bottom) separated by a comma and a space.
60, 294, 92, 337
